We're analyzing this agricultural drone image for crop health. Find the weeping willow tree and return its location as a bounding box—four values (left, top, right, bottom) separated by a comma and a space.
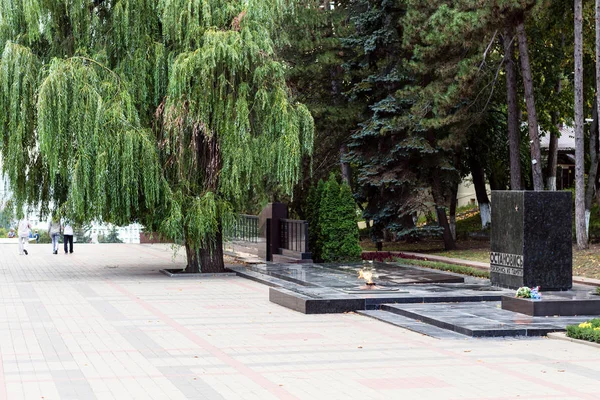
0, 0, 313, 273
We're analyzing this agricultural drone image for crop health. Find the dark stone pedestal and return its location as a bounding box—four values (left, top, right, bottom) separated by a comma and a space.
258, 203, 288, 261
502, 295, 600, 316
491, 191, 572, 291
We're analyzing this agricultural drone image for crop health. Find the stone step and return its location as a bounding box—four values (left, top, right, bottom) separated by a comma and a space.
357, 310, 468, 340
380, 302, 589, 337
273, 254, 313, 264
228, 265, 309, 289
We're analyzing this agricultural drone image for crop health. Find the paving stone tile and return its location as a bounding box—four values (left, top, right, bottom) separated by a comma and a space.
0, 243, 598, 400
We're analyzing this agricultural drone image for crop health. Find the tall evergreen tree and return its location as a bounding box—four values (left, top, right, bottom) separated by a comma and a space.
280, 1, 362, 216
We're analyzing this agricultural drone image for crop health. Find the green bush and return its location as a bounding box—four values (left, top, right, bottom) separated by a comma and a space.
99, 227, 123, 243
566, 318, 600, 343
588, 203, 600, 242
455, 213, 488, 237
308, 174, 362, 263
0, 227, 7, 237
306, 179, 325, 261
37, 231, 51, 244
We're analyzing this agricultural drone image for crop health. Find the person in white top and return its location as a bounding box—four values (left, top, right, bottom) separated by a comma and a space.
63, 222, 74, 254
17, 217, 31, 255
48, 217, 61, 255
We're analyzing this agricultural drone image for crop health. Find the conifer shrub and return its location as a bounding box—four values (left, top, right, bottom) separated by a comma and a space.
308, 174, 362, 262
306, 179, 325, 261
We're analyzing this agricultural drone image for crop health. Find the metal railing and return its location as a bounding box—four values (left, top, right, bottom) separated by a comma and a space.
229, 214, 259, 243
279, 219, 309, 253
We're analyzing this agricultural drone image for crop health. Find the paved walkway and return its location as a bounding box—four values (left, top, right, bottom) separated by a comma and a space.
0, 243, 599, 399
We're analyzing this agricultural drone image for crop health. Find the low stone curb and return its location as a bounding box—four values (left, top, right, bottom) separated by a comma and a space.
547, 332, 600, 349
159, 269, 238, 278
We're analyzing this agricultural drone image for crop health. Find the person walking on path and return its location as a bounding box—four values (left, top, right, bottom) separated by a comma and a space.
48, 217, 61, 255
63, 222, 74, 254
17, 217, 31, 255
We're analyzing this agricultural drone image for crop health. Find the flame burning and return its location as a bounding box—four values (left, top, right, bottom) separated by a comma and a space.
358, 268, 374, 285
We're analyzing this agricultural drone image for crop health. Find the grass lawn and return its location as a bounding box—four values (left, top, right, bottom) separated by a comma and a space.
361, 239, 600, 280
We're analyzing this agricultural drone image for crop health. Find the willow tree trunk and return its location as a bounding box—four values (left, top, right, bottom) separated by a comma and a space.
504, 26, 522, 190
516, 21, 544, 191
199, 227, 225, 273
575, 0, 588, 249
184, 241, 200, 273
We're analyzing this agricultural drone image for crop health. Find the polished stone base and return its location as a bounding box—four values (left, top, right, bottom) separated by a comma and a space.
501, 295, 600, 316
268, 286, 507, 314
233, 262, 596, 337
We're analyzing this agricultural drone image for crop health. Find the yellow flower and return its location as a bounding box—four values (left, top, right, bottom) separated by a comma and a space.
579, 322, 592, 329
594, 327, 600, 331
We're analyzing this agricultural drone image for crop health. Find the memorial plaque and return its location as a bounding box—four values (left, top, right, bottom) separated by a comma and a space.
491, 191, 572, 290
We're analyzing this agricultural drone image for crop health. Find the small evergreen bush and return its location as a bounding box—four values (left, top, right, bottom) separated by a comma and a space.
309, 174, 362, 263
306, 179, 325, 261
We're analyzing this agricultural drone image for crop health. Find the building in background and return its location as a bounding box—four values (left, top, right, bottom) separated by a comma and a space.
1, 171, 141, 243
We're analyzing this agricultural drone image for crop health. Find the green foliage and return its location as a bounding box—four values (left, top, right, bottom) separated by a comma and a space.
36, 231, 51, 244
280, 1, 362, 215
0, 208, 10, 229
588, 203, 600, 241
317, 174, 361, 262
99, 226, 123, 243
566, 319, 600, 343
455, 212, 489, 239
0, 227, 6, 237
306, 179, 325, 261
394, 258, 490, 279
0, 0, 314, 269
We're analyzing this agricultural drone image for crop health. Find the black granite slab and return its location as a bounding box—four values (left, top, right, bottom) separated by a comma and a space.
269, 287, 366, 314
267, 283, 512, 314
357, 310, 468, 339
382, 302, 591, 337
240, 261, 464, 289
491, 191, 572, 290
502, 293, 600, 316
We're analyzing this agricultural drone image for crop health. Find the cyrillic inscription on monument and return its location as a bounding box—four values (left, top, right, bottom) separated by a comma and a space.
490, 252, 523, 277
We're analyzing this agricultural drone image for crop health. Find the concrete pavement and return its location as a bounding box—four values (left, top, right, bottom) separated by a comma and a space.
0, 243, 598, 399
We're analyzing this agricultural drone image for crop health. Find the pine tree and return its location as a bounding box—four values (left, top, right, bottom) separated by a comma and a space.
280, 1, 363, 215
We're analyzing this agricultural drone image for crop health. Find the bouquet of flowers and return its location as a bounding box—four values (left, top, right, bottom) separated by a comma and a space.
515, 286, 541, 299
